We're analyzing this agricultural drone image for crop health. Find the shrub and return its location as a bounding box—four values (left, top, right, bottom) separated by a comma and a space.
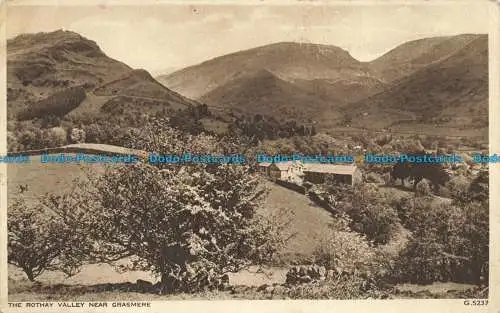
444, 175, 470, 198
313, 217, 377, 274
318, 183, 400, 245
350, 202, 400, 245
282, 273, 378, 299
7, 195, 91, 281
467, 170, 488, 202
390, 198, 488, 284
415, 179, 432, 196
436, 185, 451, 198
365, 172, 384, 184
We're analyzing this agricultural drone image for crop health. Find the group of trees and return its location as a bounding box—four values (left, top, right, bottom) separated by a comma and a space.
228, 114, 317, 143
390, 152, 451, 192
312, 166, 489, 286
312, 181, 400, 245
390, 174, 489, 284
7, 109, 154, 151
9, 94, 322, 154
7, 125, 67, 152
167, 104, 211, 135
17, 87, 86, 120
8, 120, 286, 293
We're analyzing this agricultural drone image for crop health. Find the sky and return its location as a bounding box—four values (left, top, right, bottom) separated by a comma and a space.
6, 2, 491, 75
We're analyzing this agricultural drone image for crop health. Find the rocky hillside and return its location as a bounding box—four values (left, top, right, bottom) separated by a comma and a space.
7, 30, 196, 120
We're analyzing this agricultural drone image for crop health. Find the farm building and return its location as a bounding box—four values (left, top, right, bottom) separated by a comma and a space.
257, 160, 362, 187
303, 164, 362, 186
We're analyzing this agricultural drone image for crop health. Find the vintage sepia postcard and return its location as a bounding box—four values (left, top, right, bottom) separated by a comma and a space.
0, 0, 499, 312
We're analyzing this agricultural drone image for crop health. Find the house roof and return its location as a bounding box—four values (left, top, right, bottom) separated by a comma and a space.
257, 162, 272, 167
304, 164, 358, 175
269, 161, 304, 171
274, 161, 294, 171
259, 160, 357, 174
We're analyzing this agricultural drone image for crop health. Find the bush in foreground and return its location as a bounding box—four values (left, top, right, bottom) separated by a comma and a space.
313, 217, 378, 274
390, 195, 489, 284
72, 162, 285, 293
415, 179, 432, 197
7, 196, 91, 281
318, 182, 401, 245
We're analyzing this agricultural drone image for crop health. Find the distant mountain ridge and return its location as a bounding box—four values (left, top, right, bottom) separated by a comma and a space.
345, 34, 488, 134
158, 34, 488, 138
369, 34, 483, 83
158, 41, 377, 99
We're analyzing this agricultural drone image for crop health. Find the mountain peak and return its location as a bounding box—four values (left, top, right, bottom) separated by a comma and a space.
9, 29, 85, 44
8, 29, 104, 57
242, 41, 355, 62
158, 41, 370, 99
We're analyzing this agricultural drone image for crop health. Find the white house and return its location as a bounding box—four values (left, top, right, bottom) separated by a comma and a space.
268, 161, 305, 183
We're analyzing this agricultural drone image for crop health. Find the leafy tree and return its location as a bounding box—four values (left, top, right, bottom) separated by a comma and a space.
69, 128, 86, 143
313, 216, 377, 274
40, 114, 61, 128
8, 195, 92, 281
42, 127, 67, 147
62, 120, 286, 292
17, 126, 45, 150
7, 131, 22, 152
315, 182, 400, 245
391, 194, 489, 284
83, 123, 103, 143
72, 162, 283, 292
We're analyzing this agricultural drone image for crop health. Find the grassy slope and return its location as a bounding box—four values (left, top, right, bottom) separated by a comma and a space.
7, 153, 104, 205
260, 181, 336, 261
